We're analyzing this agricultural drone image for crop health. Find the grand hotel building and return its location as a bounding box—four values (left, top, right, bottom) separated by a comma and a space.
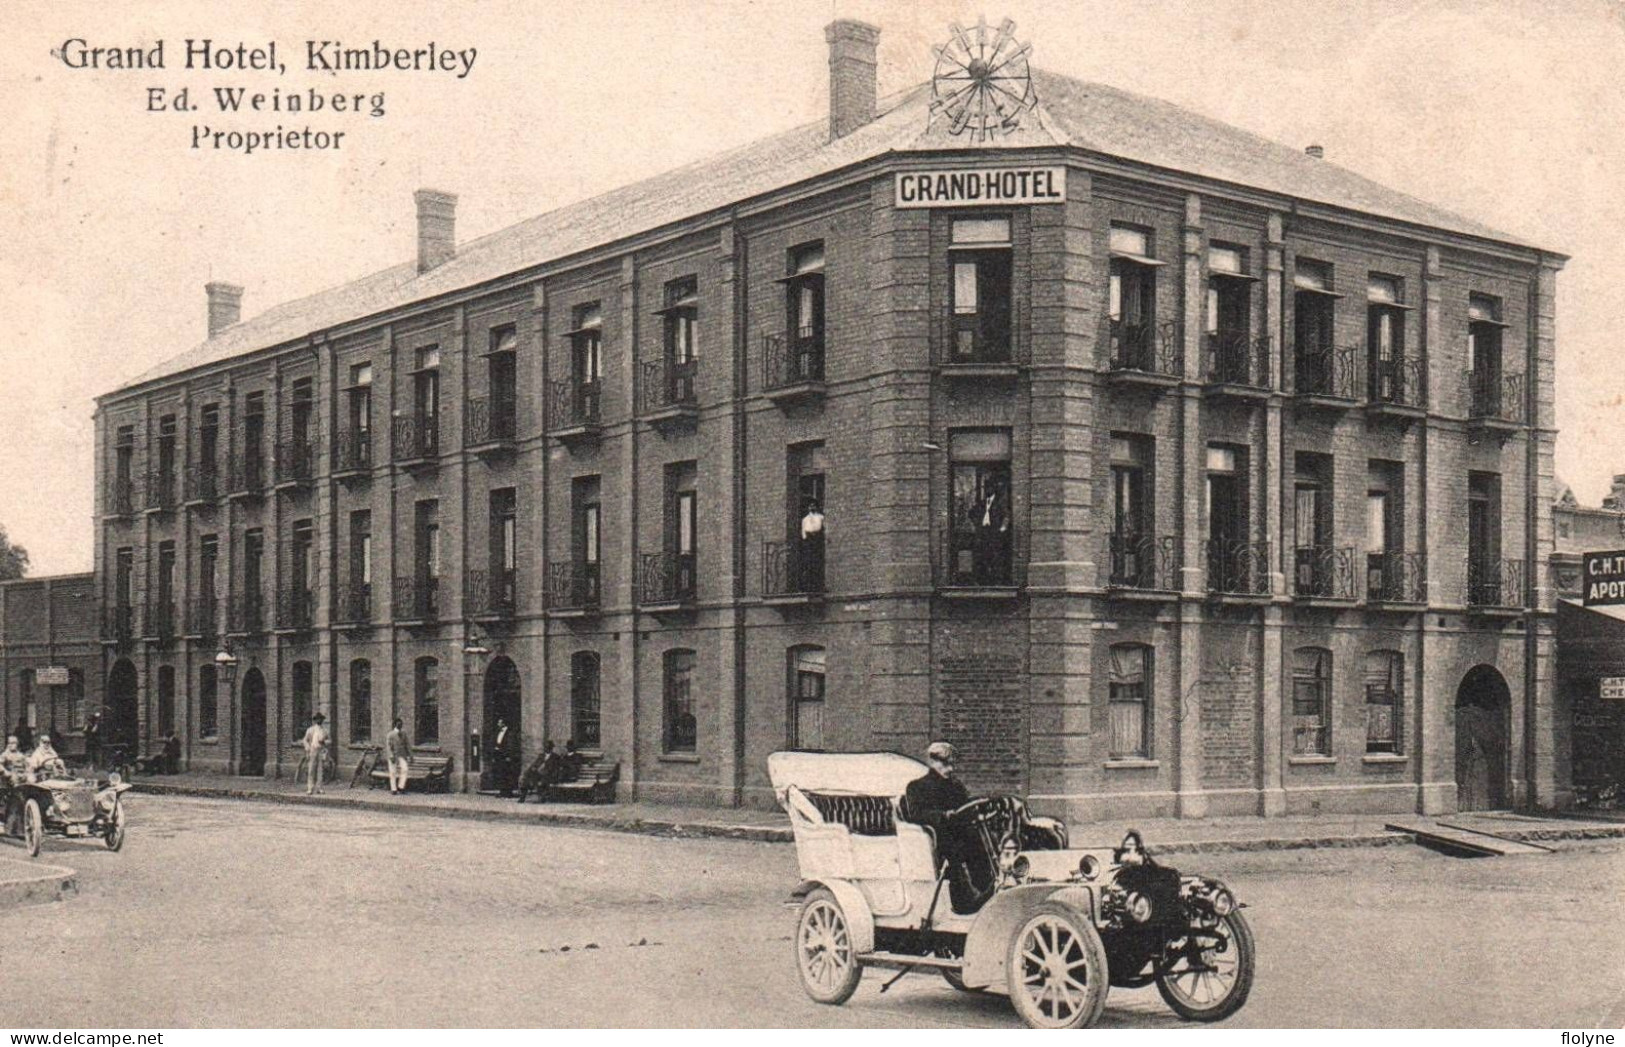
79, 21, 1565, 817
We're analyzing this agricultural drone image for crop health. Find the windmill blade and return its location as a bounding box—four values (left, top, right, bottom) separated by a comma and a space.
932, 43, 973, 76
949, 22, 973, 57
986, 42, 1033, 79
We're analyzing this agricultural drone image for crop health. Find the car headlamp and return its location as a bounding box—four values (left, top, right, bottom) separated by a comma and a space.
1077, 854, 1101, 881
1211, 888, 1235, 916
107, 771, 122, 786
1125, 891, 1153, 923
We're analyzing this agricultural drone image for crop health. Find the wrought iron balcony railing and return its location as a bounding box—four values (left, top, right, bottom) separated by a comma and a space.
1465, 557, 1527, 608
229, 455, 267, 497
274, 439, 315, 486
1107, 533, 1181, 591
185, 466, 219, 504
276, 585, 315, 631
1295, 345, 1358, 400
146, 471, 178, 512
548, 378, 601, 431
1108, 320, 1181, 378
1205, 331, 1270, 388
465, 395, 516, 448
466, 568, 517, 619
1465, 370, 1526, 425
545, 562, 601, 613
107, 478, 136, 517
185, 595, 219, 639
333, 428, 372, 473
941, 527, 1016, 588
640, 358, 697, 414
762, 329, 825, 390
638, 551, 696, 607
1367, 551, 1427, 604
763, 539, 826, 598
1369, 357, 1426, 410
1205, 539, 1271, 596
1293, 545, 1358, 599
227, 591, 265, 635
102, 603, 136, 643
392, 575, 439, 622
334, 582, 373, 624
392, 415, 439, 462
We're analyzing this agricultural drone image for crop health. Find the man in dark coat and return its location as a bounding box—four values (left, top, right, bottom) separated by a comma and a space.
902, 741, 977, 912
489, 718, 518, 797
516, 739, 561, 803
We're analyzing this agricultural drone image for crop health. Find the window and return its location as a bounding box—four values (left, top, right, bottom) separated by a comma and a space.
949, 217, 1012, 363
291, 661, 314, 741
1107, 226, 1159, 369
1291, 647, 1332, 756
415, 500, 440, 618
66, 669, 85, 731
663, 649, 697, 753
291, 518, 314, 602
787, 443, 828, 594
570, 303, 604, 421
1204, 244, 1252, 380
1293, 453, 1334, 596
1366, 461, 1405, 601
1205, 444, 1252, 592
346, 362, 372, 467
199, 534, 220, 602
157, 665, 176, 737
1108, 644, 1151, 759
1467, 293, 1506, 415
947, 429, 1013, 586
1364, 651, 1403, 754
790, 646, 826, 751
350, 660, 372, 743
1110, 435, 1153, 587
114, 546, 134, 613
413, 345, 441, 455
414, 656, 440, 744
571, 476, 602, 607
661, 462, 698, 601
156, 414, 177, 503
489, 488, 517, 612
487, 325, 518, 440
157, 540, 177, 630
1293, 259, 1339, 395
571, 652, 602, 748
18, 670, 33, 733
785, 242, 826, 381
660, 277, 699, 404
199, 665, 218, 738
289, 377, 314, 458
243, 528, 264, 625
243, 391, 266, 486
113, 424, 134, 509
1367, 275, 1409, 404
1468, 472, 1503, 603
348, 510, 372, 618
198, 404, 220, 491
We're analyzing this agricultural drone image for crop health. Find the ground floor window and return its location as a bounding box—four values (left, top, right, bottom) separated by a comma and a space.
291, 661, 314, 741
790, 646, 826, 751
415, 657, 440, 745
1108, 644, 1151, 759
663, 649, 697, 754
571, 652, 601, 749
350, 660, 372, 743
1292, 647, 1332, 756
157, 665, 176, 738
199, 665, 217, 738
1364, 650, 1403, 754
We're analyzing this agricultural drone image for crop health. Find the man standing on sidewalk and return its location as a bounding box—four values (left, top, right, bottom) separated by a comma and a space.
302, 713, 329, 795
385, 718, 411, 795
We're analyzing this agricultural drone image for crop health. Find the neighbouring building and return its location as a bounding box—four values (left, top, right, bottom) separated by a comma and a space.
1551, 478, 1625, 803
84, 20, 1567, 817
0, 574, 101, 757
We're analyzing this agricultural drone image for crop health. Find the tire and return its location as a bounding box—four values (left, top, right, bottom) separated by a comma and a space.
23, 799, 43, 858
1155, 911, 1256, 1022
1006, 902, 1110, 1029
795, 888, 863, 1005
104, 800, 126, 852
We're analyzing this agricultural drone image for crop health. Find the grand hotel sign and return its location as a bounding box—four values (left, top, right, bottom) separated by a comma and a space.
894, 166, 1067, 208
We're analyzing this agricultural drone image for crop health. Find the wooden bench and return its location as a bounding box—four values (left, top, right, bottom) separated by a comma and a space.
369, 753, 454, 793
541, 753, 620, 804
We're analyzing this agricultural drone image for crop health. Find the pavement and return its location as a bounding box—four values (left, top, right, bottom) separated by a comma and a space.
130, 769, 1625, 853
0, 855, 77, 909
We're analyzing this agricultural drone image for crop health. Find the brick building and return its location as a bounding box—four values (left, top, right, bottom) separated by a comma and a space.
1551, 478, 1625, 804
0, 574, 101, 757
88, 21, 1566, 817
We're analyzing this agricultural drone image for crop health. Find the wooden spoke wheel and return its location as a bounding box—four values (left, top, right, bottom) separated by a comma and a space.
795, 888, 862, 1005
1006, 903, 1109, 1029
1155, 911, 1256, 1021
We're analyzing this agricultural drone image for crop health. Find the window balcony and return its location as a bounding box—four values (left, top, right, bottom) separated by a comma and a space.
145, 471, 179, 514
142, 600, 176, 644
640, 358, 698, 430
1203, 332, 1271, 402
275, 585, 316, 633
1465, 370, 1525, 440
1204, 539, 1271, 599
1294, 345, 1359, 412
392, 576, 439, 624
333, 582, 373, 627
1366, 551, 1427, 606
106, 478, 137, 518
761, 330, 825, 407
1106, 533, 1181, 597
466, 568, 517, 621
638, 551, 696, 612
101, 604, 137, 645
1366, 357, 1427, 423
545, 562, 601, 618
391, 416, 439, 470
762, 539, 825, 606
1292, 545, 1358, 603
184, 466, 220, 507
939, 528, 1017, 597
184, 595, 219, 640
227, 456, 267, 502
273, 439, 315, 490
1105, 320, 1181, 391
942, 316, 1017, 379
226, 591, 265, 636
332, 429, 372, 481
548, 379, 602, 445
465, 395, 517, 456
1464, 557, 1527, 614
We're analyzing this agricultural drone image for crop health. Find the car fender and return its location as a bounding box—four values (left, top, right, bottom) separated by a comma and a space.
788, 878, 876, 956
961, 884, 1098, 990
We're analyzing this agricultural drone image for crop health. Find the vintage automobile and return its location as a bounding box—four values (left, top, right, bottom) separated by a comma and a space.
769, 751, 1254, 1029
2, 768, 130, 858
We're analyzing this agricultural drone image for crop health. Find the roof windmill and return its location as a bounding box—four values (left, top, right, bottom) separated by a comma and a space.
928, 16, 1038, 142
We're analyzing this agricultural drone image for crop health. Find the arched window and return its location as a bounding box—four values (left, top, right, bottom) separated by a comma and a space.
1364, 651, 1403, 755
570, 652, 601, 749
349, 660, 372, 743
157, 665, 176, 738
198, 665, 218, 738
662, 649, 697, 754
66, 669, 85, 731
1291, 647, 1332, 756
415, 657, 440, 744
789, 646, 826, 751
291, 661, 314, 741
1108, 644, 1152, 759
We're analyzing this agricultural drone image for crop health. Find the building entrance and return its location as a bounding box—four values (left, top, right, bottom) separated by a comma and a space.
482, 656, 521, 793
1455, 665, 1511, 811
240, 667, 267, 777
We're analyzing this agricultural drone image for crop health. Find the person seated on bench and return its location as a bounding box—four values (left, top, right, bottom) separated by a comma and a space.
560, 739, 585, 783
516, 740, 561, 803
900, 740, 980, 913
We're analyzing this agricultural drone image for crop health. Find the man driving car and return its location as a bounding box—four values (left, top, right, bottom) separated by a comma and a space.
901, 741, 982, 912
26, 734, 67, 780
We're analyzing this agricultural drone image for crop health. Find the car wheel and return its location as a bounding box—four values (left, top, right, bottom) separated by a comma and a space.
104, 801, 126, 852
795, 888, 863, 1005
1006, 902, 1109, 1029
1155, 911, 1256, 1022
23, 799, 43, 858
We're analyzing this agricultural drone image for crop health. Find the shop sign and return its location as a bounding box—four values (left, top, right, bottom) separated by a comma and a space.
35, 666, 70, 686
1600, 677, 1625, 700
1581, 550, 1625, 606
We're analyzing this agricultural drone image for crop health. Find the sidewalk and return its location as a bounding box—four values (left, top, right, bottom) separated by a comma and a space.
131, 771, 1625, 853
0, 855, 77, 910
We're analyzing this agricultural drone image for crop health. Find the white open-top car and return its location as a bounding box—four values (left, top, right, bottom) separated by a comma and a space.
769, 751, 1255, 1029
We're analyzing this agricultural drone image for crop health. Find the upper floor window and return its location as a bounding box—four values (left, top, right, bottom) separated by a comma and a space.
655, 278, 699, 407
947, 429, 1013, 587
1364, 650, 1403, 755
1108, 226, 1159, 366
412, 346, 441, 454
1467, 293, 1506, 376
156, 414, 178, 498
568, 303, 604, 422
949, 217, 1012, 363
1367, 275, 1410, 404
785, 242, 826, 380
1108, 644, 1151, 759
486, 326, 518, 440
1293, 259, 1340, 394
790, 646, 827, 751
1291, 647, 1332, 756
114, 424, 135, 495
290, 377, 314, 448
198, 403, 221, 480
1205, 244, 1253, 350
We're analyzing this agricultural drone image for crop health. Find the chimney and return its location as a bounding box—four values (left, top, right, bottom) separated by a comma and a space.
1305, 144, 1325, 159
1606, 474, 1625, 510
205, 282, 243, 338
826, 20, 880, 140
414, 188, 458, 273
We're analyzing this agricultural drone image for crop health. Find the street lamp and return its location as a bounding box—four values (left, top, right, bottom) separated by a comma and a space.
214, 644, 239, 692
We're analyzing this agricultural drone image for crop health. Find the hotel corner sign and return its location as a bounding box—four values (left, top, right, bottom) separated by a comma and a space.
1600, 677, 1625, 700
895, 166, 1067, 208
1582, 550, 1625, 607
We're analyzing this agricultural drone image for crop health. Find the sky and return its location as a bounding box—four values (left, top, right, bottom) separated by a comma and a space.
2, 0, 1622, 575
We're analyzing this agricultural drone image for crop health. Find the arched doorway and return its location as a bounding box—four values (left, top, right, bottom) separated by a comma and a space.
105, 659, 140, 760
240, 667, 267, 777
482, 656, 522, 793
1456, 665, 1511, 811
